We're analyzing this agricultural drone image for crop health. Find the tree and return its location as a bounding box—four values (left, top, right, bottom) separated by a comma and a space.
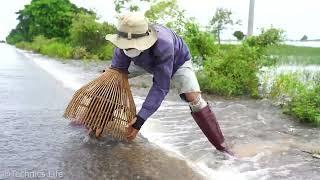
209, 8, 241, 44
233, 31, 245, 41
113, 0, 189, 35
113, 0, 154, 13
301, 35, 308, 41
145, 0, 188, 34
183, 21, 217, 63
6, 0, 93, 44
69, 13, 116, 52
244, 27, 284, 52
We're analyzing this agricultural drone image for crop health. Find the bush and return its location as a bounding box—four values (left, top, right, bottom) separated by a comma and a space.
270, 73, 320, 126
16, 35, 73, 59
244, 27, 284, 48
287, 85, 320, 125
69, 13, 116, 53
97, 44, 115, 60
30, 35, 55, 52
198, 44, 260, 97
6, 29, 26, 44
40, 41, 73, 59
183, 22, 217, 64
72, 47, 89, 59
233, 30, 245, 40
15, 41, 33, 51
269, 73, 305, 102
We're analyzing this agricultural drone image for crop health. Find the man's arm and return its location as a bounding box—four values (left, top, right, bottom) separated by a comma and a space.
133, 44, 175, 129
110, 48, 131, 72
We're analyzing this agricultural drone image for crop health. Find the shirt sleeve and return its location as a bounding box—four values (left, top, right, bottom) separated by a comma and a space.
137, 42, 174, 121
110, 48, 131, 72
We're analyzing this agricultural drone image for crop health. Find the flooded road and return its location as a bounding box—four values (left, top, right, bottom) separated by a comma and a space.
0, 44, 202, 180
1, 43, 319, 180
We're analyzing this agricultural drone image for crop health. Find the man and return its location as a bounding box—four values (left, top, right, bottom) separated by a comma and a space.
105, 12, 232, 155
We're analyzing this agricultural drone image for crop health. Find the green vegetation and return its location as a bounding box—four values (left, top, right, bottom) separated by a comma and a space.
233, 31, 245, 41
115, 0, 189, 34
209, 8, 241, 44
7, 0, 319, 126
198, 44, 260, 97
7, 0, 115, 60
269, 73, 320, 125
196, 28, 284, 97
16, 36, 73, 59
183, 22, 217, 63
6, 0, 92, 44
267, 45, 320, 65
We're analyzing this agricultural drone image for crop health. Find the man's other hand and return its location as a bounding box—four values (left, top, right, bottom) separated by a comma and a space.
126, 117, 139, 141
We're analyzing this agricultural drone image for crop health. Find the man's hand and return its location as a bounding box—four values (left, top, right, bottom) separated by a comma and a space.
126, 117, 139, 141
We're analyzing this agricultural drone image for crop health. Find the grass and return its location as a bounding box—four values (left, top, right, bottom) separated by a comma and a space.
267, 44, 320, 56
15, 36, 114, 61
267, 45, 320, 65
267, 73, 320, 126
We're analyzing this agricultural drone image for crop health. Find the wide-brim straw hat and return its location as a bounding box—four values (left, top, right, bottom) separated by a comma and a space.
105, 12, 158, 51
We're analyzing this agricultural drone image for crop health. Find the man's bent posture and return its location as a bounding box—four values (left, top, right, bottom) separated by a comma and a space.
105, 12, 232, 155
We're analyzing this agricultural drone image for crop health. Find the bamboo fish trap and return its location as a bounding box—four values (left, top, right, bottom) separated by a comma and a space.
63, 68, 136, 140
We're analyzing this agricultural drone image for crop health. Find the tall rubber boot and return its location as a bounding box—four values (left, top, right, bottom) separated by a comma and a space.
191, 104, 233, 155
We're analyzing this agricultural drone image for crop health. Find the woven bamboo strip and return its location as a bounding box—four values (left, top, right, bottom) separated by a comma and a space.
106, 79, 121, 138
84, 74, 116, 128
83, 72, 116, 128
92, 75, 117, 131
86, 74, 116, 129
92, 76, 114, 131
67, 72, 106, 119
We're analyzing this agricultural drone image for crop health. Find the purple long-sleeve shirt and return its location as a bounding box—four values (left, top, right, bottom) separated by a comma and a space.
110, 24, 191, 122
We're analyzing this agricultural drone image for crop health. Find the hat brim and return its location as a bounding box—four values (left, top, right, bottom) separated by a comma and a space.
105, 26, 157, 51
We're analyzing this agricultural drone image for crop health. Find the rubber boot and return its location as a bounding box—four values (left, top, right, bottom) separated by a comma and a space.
191, 104, 233, 155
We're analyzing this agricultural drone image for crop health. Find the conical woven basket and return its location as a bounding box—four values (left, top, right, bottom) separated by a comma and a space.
63, 68, 136, 140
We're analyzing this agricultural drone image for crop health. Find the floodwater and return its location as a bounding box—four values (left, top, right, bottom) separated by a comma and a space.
1, 43, 320, 180
259, 65, 320, 95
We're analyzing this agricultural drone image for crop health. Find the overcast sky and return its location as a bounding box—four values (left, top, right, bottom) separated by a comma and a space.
1, 0, 319, 40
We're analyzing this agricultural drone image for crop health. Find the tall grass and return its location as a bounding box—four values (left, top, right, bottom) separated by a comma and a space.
268, 73, 320, 126
15, 35, 113, 60
267, 45, 320, 65
16, 36, 73, 59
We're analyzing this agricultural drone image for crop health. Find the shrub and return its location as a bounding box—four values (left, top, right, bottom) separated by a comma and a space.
15, 41, 33, 51
6, 29, 26, 44
233, 30, 245, 40
30, 35, 55, 52
72, 47, 89, 59
15, 36, 73, 59
269, 73, 306, 104
40, 41, 73, 59
287, 85, 320, 125
270, 73, 320, 126
183, 22, 217, 64
69, 13, 116, 53
244, 27, 284, 48
198, 44, 260, 97
97, 44, 115, 60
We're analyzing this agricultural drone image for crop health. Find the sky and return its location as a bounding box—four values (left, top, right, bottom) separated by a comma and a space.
0, 0, 319, 41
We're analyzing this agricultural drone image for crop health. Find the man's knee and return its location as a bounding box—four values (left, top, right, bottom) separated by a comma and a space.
180, 92, 207, 112
180, 92, 200, 102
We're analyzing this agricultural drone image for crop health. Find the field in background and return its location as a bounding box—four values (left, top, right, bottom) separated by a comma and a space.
267, 45, 320, 65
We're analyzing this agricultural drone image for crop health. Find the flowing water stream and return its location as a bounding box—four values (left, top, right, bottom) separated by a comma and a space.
1, 44, 319, 180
